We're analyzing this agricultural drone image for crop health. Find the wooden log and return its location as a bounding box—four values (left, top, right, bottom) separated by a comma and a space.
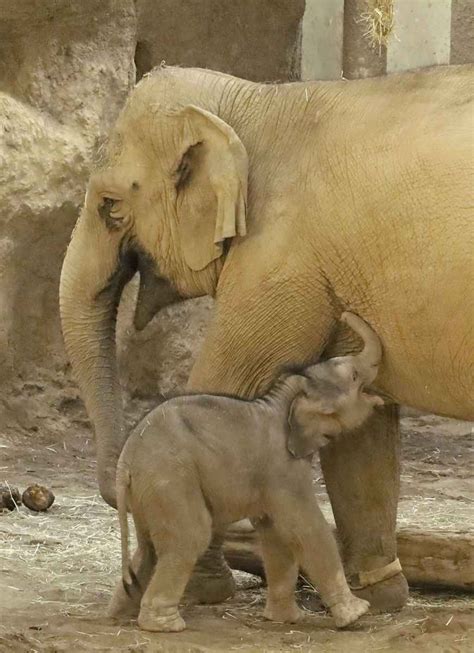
397, 529, 474, 591
223, 526, 474, 592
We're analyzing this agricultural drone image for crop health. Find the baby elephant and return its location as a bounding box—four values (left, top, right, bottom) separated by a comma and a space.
110, 312, 384, 632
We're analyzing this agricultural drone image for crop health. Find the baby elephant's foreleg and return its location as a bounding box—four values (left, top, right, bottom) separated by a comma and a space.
272, 494, 369, 628
255, 519, 302, 623
297, 499, 369, 627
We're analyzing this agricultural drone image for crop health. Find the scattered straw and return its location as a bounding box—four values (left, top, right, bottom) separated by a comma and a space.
318, 495, 472, 532
0, 493, 130, 618
357, 0, 395, 52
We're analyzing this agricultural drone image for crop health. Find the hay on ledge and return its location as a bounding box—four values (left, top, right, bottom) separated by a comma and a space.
357, 0, 395, 52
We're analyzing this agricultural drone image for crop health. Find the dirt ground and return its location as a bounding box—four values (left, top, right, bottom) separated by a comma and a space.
0, 371, 473, 652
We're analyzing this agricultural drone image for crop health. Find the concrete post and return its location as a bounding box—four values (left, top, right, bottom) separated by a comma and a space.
342, 0, 387, 78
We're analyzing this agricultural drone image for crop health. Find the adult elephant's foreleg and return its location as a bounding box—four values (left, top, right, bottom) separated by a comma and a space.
319, 404, 409, 612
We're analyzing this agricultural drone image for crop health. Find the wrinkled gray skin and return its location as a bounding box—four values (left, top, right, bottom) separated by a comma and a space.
108, 313, 382, 632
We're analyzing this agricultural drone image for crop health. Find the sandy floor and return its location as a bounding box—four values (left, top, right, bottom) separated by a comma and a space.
0, 372, 472, 652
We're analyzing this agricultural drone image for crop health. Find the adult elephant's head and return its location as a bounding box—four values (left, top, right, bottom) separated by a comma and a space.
60, 71, 248, 506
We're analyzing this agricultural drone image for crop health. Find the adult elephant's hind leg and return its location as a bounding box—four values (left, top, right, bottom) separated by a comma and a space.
320, 404, 409, 612
182, 531, 235, 604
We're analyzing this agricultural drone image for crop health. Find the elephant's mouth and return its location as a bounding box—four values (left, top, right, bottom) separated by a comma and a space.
95, 241, 139, 305
95, 242, 182, 332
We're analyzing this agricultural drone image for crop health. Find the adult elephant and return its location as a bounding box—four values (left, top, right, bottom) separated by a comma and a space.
59, 64, 473, 612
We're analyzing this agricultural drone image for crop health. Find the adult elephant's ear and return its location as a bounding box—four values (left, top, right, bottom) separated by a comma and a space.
175, 105, 248, 271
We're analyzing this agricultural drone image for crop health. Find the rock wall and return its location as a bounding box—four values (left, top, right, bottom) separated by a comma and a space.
0, 0, 136, 382
134, 0, 305, 81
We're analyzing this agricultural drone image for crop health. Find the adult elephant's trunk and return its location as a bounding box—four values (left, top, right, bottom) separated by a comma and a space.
60, 207, 137, 508
341, 312, 382, 384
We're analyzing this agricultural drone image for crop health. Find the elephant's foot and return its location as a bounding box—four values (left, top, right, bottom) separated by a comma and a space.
107, 579, 140, 620
138, 605, 185, 632
263, 600, 304, 623
183, 565, 235, 604
183, 537, 235, 604
330, 595, 370, 628
352, 571, 409, 613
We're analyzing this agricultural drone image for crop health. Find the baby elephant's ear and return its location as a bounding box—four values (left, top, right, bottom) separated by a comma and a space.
287, 394, 342, 459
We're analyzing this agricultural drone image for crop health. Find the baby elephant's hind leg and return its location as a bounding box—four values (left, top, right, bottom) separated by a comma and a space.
255, 519, 302, 623
138, 505, 212, 632
108, 539, 155, 620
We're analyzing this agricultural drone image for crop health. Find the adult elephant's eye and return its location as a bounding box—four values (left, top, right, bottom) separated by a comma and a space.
352, 370, 359, 382
98, 197, 125, 231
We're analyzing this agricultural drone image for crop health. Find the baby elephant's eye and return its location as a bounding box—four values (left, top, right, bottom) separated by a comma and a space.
352, 370, 359, 382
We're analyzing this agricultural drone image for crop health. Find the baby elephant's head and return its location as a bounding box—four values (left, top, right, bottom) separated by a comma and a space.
287, 312, 384, 458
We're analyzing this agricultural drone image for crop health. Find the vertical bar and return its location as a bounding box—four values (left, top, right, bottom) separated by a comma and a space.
342, 0, 387, 79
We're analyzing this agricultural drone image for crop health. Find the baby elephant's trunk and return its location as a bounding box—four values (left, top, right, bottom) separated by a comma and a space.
341, 312, 382, 384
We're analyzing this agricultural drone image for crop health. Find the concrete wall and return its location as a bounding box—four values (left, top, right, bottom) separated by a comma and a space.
301, 0, 344, 80
387, 0, 452, 73
300, 0, 474, 81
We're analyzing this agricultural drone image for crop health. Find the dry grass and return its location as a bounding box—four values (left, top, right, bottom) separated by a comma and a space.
1, 489, 472, 653
398, 496, 473, 530
357, 0, 395, 52
1, 491, 470, 620
317, 495, 473, 532
0, 493, 122, 617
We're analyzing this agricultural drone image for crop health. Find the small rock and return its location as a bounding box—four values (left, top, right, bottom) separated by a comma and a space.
22, 484, 55, 512
0, 483, 22, 511
232, 569, 263, 591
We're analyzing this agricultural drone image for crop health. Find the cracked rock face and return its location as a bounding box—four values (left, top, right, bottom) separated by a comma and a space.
0, 0, 136, 379
0, 0, 137, 147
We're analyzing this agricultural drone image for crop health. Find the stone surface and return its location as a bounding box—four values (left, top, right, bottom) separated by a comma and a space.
0, 0, 136, 378
0, 0, 305, 400
387, 0, 451, 73
450, 0, 474, 64
0, 0, 137, 148
301, 0, 344, 81
135, 0, 305, 82
117, 280, 214, 398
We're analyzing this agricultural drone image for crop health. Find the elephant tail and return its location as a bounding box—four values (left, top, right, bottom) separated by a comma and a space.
117, 461, 133, 588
